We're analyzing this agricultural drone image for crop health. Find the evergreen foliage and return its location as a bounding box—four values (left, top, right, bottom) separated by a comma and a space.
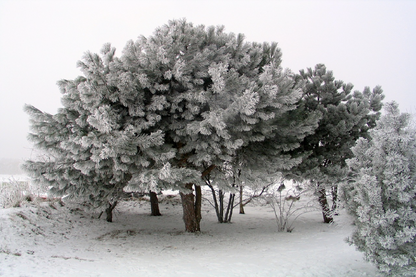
24, 19, 320, 231
285, 64, 384, 222
345, 102, 416, 276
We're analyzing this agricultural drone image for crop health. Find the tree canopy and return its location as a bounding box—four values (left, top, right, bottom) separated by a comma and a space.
24, 19, 320, 231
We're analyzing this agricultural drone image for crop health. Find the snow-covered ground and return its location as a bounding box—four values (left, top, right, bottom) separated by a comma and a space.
0, 191, 380, 277
0, 174, 30, 183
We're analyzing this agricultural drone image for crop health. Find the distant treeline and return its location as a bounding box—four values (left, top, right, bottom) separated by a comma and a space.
0, 159, 25, 175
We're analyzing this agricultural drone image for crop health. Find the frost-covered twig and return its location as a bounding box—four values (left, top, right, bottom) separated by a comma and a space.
0, 178, 30, 208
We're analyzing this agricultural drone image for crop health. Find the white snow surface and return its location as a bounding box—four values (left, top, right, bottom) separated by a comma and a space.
0, 175, 30, 183
0, 193, 381, 277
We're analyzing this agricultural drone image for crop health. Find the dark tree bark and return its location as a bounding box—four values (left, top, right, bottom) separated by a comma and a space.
331, 185, 339, 215
219, 190, 224, 222
194, 185, 202, 226
239, 185, 245, 214
234, 184, 270, 215
179, 164, 213, 232
224, 193, 235, 222
179, 184, 201, 232
149, 191, 162, 216
208, 184, 235, 223
105, 201, 118, 222
208, 183, 222, 222
317, 185, 333, 223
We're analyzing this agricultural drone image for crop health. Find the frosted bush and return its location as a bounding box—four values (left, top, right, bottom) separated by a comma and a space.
345, 102, 416, 276
0, 179, 31, 208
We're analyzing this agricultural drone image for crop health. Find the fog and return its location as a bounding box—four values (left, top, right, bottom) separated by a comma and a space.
1, 0, 415, 167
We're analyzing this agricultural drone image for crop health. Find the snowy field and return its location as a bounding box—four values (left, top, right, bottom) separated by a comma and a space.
0, 175, 30, 183
0, 187, 381, 277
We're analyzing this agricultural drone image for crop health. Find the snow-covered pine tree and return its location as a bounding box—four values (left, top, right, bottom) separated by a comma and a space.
121, 20, 320, 231
24, 44, 177, 220
285, 64, 384, 223
25, 19, 320, 231
345, 102, 416, 276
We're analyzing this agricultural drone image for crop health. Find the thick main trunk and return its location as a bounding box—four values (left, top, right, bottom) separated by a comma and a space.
149, 191, 162, 216
317, 185, 333, 223
179, 184, 201, 232
178, 164, 214, 232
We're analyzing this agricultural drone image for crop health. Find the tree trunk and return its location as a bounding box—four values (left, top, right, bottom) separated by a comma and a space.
105, 201, 118, 222
224, 193, 235, 222
149, 191, 162, 216
317, 185, 333, 223
209, 185, 235, 223
208, 184, 222, 223
219, 190, 224, 222
195, 185, 202, 226
239, 185, 245, 214
331, 185, 339, 215
179, 184, 201, 232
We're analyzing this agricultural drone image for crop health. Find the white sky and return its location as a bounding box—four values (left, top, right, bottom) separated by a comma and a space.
1, 0, 415, 160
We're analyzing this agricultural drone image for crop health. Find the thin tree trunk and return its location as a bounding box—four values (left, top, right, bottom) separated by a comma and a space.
317, 185, 333, 223
149, 191, 162, 216
225, 193, 235, 222
239, 185, 245, 214
219, 190, 224, 222
209, 185, 236, 223
179, 184, 200, 232
331, 185, 338, 215
105, 201, 118, 222
208, 184, 222, 222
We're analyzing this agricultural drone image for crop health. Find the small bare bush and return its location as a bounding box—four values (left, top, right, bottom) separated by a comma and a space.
265, 183, 317, 232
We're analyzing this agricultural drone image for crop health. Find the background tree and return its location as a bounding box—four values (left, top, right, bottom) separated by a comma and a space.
285, 64, 384, 223
344, 102, 416, 276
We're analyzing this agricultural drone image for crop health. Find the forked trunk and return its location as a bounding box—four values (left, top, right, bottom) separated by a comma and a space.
179, 184, 201, 232
317, 185, 333, 223
208, 186, 235, 223
149, 191, 162, 216
105, 201, 118, 222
